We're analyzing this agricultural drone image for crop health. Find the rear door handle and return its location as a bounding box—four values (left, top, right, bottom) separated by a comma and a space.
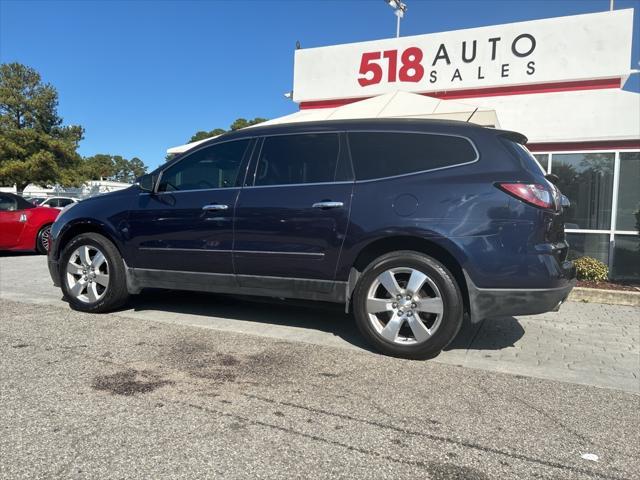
312, 201, 344, 209
202, 203, 229, 211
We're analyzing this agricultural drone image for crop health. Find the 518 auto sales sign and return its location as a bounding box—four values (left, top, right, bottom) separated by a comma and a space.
292, 9, 633, 104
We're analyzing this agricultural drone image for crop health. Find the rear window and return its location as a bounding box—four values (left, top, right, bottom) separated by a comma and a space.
348, 132, 477, 181
0, 194, 34, 211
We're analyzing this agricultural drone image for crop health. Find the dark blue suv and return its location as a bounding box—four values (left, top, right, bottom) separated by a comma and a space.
48, 119, 575, 359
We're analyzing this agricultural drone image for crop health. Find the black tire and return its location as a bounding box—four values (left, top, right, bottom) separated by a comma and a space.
353, 250, 463, 360
59, 232, 129, 312
36, 224, 52, 254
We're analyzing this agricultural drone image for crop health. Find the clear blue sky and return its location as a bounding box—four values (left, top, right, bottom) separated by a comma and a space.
1, 0, 638, 169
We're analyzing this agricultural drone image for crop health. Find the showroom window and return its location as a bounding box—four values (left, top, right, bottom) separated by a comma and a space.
552, 152, 615, 230
565, 232, 610, 264
616, 152, 640, 232
541, 149, 640, 280
611, 235, 640, 279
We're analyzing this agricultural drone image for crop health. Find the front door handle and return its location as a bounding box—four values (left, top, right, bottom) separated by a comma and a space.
312, 201, 344, 209
202, 203, 229, 211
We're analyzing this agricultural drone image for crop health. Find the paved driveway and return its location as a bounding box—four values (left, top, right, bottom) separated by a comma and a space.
1, 253, 639, 479
1, 253, 638, 393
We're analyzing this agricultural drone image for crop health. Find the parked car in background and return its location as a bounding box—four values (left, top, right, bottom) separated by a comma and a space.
27, 197, 47, 206
47, 119, 576, 359
0, 192, 59, 254
39, 197, 79, 210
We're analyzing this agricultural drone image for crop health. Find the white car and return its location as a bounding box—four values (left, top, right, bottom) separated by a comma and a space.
39, 197, 80, 210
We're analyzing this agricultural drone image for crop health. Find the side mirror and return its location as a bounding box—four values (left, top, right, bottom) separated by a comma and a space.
136, 173, 157, 193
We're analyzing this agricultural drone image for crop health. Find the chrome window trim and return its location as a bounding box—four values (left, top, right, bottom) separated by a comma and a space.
142, 186, 242, 196
139, 247, 324, 257
346, 129, 480, 183
242, 180, 354, 190
235, 250, 324, 257
140, 247, 234, 253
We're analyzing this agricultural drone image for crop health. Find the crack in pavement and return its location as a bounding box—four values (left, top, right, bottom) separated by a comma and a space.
241, 393, 631, 480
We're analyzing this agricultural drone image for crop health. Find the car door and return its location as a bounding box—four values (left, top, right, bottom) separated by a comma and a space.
127, 138, 254, 274
234, 132, 354, 290
0, 194, 25, 248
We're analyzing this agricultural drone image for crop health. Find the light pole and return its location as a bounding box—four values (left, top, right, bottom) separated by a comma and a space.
384, 0, 407, 38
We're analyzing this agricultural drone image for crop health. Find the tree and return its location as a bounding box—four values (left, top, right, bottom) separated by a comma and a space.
0, 63, 84, 191
189, 128, 226, 143
169, 118, 268, 162
81, 154, 148, 183
229, 117, 267, 131
185, 117, 267, 146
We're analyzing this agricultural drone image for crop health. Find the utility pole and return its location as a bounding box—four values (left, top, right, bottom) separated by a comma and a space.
384, 0, 407, 38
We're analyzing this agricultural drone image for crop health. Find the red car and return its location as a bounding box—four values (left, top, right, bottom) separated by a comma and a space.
0, 192, 60, 254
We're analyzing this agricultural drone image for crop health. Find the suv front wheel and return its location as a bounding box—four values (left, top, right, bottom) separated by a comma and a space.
353, 251, 463, 359
59, 232, 129, 312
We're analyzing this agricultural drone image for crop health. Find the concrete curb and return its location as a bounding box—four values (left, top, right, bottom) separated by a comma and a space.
569, 287, 640, 307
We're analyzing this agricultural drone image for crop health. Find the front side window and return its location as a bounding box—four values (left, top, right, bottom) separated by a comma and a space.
348, 132, 477, 181
254, 133, 341, 186
158, 139, 250, 192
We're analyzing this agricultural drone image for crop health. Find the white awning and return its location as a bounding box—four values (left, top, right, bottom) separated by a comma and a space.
166, 88, 640, 154
166, 135, 221, 155
166, 92, 497, 154
255, 91, 499, 128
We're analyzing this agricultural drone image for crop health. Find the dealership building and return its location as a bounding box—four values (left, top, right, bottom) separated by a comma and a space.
172, 9, 640, 279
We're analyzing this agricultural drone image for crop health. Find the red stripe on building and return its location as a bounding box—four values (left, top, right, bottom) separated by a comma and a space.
527, 139, 640, 152
298, 78, 622, 110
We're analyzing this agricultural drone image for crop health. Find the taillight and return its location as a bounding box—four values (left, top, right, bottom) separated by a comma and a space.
496, 183, 555, 209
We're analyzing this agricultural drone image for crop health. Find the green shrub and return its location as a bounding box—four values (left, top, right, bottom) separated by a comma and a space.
574, 256, 609, 282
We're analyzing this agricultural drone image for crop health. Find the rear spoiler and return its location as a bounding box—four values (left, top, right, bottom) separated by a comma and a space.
495, 129, 528, 145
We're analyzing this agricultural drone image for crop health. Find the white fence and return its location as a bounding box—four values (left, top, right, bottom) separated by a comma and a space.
16, 181, 132, 199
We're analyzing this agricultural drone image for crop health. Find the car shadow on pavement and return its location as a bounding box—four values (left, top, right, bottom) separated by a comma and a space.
445, 315, 525, 352
123, 289, 526, 355
125, 289, 376, 352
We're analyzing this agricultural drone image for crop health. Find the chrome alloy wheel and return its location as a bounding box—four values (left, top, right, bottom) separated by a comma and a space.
40, 226, 51, 251
366, 267, 444, 345
65, 245, 110, 303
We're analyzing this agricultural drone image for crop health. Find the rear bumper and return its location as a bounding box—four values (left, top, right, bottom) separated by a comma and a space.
465, 260, 576, 323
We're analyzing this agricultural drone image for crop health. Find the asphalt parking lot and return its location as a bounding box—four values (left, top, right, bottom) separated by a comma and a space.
1, 253, 639, 479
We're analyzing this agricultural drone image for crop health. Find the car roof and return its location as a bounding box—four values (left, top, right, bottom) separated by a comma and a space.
160, 118, 527, 172
216, 118, 487, 141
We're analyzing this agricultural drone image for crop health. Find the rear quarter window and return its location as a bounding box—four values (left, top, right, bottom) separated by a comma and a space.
500, 138, 546, 175
348, 132, 477, 181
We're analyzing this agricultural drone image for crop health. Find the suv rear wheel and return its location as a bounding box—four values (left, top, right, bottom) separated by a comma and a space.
353, 251, 463, 359
59, 233, 129, 312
